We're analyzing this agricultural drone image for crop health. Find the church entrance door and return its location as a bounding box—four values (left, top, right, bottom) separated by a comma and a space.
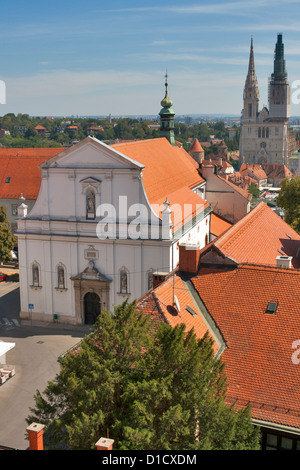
84, 292, 101, 324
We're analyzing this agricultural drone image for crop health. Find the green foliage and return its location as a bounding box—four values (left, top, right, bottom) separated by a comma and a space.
277, 176, 300, 233
0, 113, 239, 150
0, 205, 16, 263
26, 300, 260, 450
248, 182, 260, 199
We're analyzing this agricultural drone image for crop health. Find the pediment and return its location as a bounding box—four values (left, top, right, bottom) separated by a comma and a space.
39, 136, 144, 171
80, 177, 102, 184
71, 261, 112, 283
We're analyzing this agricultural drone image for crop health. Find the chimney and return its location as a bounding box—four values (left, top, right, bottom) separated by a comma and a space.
95, 438, 114, 450
152, 271, 168, 288
199, 163, 215, 182
26, 423, 45, 450
276, 255, 292, 269
179, 243, 201, 274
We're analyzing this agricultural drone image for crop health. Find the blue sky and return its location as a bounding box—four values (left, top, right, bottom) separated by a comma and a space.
1, 0, 300, 117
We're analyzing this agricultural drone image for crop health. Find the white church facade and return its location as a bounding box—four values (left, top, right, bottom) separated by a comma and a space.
16, 134, 211, 326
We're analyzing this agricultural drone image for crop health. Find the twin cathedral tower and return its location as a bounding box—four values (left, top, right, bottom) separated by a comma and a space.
160, 34, 296, 168
239, 33, 296, 167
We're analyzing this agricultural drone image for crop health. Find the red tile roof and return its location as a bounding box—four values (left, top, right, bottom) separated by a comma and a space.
137, 260, 300, 430
210, 213, 232, 237
0, 148, 64, 199
191, 264, 300, 429
189, 138, 204, 153
240, 163, 267, 180
136, 272, 220, 355
261, 163, 293, 180
213, 202, 300, 268
112, 138, 209, 226
217, 175, 252, 201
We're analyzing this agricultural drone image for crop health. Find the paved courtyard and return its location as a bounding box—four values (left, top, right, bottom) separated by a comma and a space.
0, 276, 89, 449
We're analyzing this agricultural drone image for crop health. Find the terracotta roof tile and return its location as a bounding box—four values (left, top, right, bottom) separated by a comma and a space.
137, 273, 220, 355
261, 163, 293, 180
191, 264, 300, 429
214, 202, 300, 268
210, 213, 232, 237
240, 163, 267, 180
112, 138, 209, 227
0, 148, 64, 199
217, 175, 252, 200
189, 138, 204, 153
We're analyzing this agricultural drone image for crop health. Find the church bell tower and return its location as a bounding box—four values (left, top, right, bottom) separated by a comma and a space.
159, 73, 176, 145
268, 33, 290, 120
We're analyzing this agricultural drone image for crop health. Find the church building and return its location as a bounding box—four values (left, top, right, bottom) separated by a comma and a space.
239, 34, 297, 167
16, 80, 212, 326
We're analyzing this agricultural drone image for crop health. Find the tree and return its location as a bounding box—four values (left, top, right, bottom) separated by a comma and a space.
26, 300, 154, 450
277, 176, 300, 233
26, 300, 260, 450
0, 205, 16, 263
117, 324, 259, 451
248, 182, 260, 199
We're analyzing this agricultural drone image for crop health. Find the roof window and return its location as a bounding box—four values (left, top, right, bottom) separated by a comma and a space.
186, 305, 197, 317
266, 302, 278, 314
5, 177, 11, 183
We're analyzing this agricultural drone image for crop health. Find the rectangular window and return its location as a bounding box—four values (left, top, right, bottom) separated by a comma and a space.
266, 433, 277, 450
281, 437, 293, 450
11, 204, 18, 216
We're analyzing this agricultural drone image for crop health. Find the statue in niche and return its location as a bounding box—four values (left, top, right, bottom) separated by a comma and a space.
120, 270, 128, 293
86, 189, 95, 218
33, 265, 39, 286
58, 266, 65, 289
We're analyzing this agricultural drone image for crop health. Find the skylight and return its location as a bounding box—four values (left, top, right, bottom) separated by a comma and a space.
5, 177, 11, 183
266, 302, 278, 314
186, 306, 197, 317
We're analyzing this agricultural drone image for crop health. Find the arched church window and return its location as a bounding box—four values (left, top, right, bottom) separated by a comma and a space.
86, 188, 96, 220
258, 127, 261, 138
262, 127, 265, 138
266, 127, 269, 138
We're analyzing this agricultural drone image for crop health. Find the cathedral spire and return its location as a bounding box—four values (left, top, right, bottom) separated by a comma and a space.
242, 36, 260, 123
159, 72, 175, 145
244, 36, 259, 95
248, 36, 255, 78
